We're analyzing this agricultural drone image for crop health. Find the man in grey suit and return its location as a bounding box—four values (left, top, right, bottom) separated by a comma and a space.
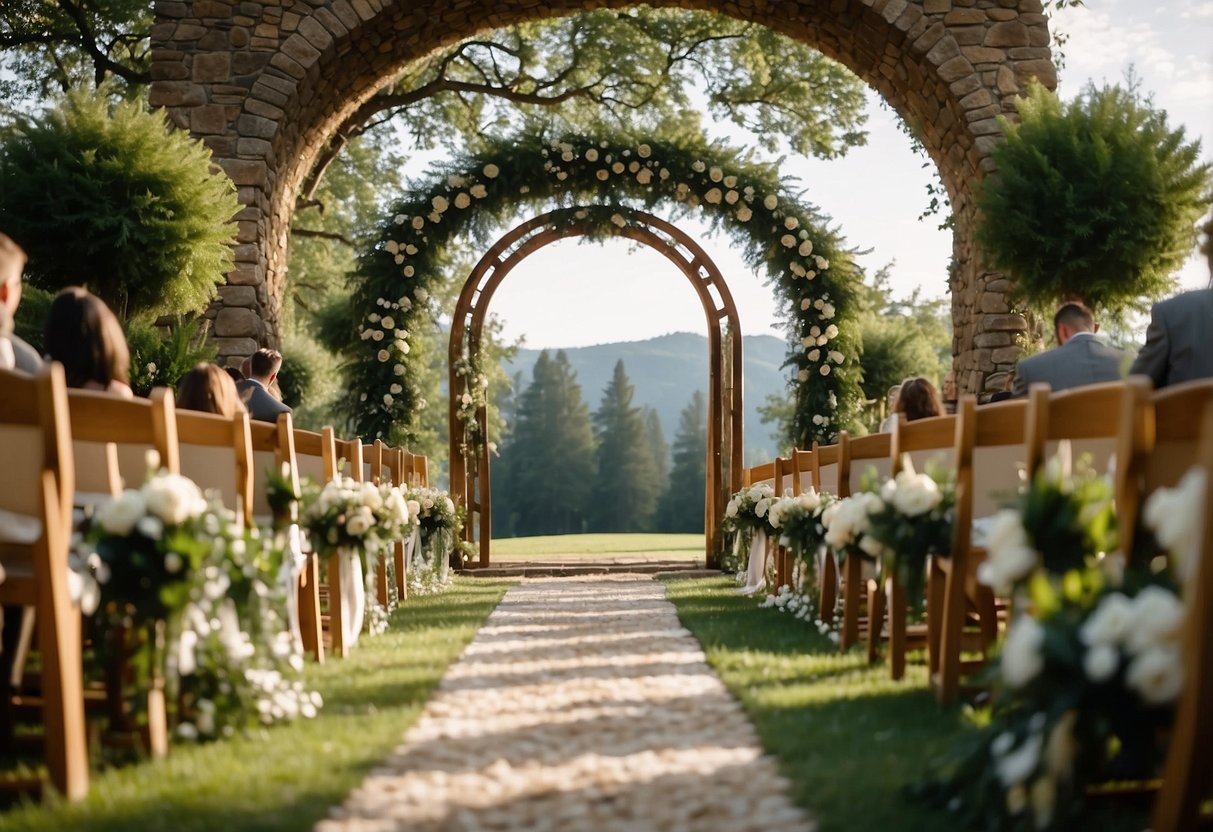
0, 233, 43, 373
236, 348, 292, 422
1012, 302, 1130, 397
1129, 287, 1213, 388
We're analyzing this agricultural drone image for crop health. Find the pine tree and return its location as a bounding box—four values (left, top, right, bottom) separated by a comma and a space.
588, 360, 662, 533
657, 390, 708, 533
645, 407, 670, 494
499, 351, 595, 536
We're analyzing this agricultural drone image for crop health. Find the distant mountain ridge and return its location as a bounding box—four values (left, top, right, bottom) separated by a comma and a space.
501, 332, 790, 462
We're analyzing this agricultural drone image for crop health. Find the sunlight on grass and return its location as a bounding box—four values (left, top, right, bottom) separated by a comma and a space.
0, 578, 513, 832
490, 533, 703, 561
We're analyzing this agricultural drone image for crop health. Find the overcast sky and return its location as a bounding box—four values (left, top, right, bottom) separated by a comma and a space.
482, 0, 1213, 350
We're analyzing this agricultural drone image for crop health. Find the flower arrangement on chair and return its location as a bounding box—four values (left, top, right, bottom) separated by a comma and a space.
403, 485, 462, 594
762, 490, 836, 623
722, 483, 779, 593
913, 449, 1197, 830
71, 465, 321, 746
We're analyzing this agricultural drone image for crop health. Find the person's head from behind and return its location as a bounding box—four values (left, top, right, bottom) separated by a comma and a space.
224, 365, 245, 384
893, 376, 943, 422
1053, 302, 1096, 346
248, 348, 282, 384
0, 233, 27, 319
177, 363, 245, 418
44, 287, 129, 390
886, 383, 901, 412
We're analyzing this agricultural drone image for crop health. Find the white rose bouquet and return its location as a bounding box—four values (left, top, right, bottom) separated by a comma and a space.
913, 450, 1195, 831
405, 485, 463, 592
864, 456, 954, 609
301, 476, 396, 560
721, 483, 778, 538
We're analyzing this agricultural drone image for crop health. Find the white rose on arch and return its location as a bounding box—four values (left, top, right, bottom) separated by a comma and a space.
432, 195, 449, 213
735, 205, 753, 222
483, 164, 500, 178
705, 188, 723, 204
781, 234, 796, 248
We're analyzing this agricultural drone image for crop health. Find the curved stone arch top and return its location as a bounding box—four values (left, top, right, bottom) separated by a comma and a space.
449, 208, 744, 568
151, 0, 1055, 392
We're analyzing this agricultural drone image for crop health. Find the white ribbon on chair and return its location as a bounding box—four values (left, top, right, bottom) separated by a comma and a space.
737, 530, 769, 596
277, 524, 309, 653
339, 551, 366, 647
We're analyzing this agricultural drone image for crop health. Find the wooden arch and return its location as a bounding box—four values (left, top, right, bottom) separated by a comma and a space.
449, 208, 745, 569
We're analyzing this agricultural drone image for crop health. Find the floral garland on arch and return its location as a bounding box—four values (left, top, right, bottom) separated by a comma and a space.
346, 131, 863, 449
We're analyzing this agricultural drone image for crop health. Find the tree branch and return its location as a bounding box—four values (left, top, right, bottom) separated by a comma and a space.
55, 0, 151, 85
291, 227, 356, 247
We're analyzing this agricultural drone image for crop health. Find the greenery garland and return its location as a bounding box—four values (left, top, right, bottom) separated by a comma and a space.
346, 131, 862, 449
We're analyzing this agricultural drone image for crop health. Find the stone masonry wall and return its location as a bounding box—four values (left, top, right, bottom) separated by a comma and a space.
150, 0, 1054, 392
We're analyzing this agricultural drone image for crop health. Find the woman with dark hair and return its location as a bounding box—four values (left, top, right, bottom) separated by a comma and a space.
892, 376, 944, 422
177, 362, 246, 418
44, 286, 132, 398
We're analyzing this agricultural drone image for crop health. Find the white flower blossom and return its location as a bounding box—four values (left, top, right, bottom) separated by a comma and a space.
1001, 616, 1045, 689
454, 192, 471, 209
735, 205, 753, 222
96, 489, 146, 536
709, 166, 723, 182
482, 164, 499, 178
1125, 646, 1184, 704
763, 194, 778, 210
705, 188, 723, 204
431, 195, 449, 213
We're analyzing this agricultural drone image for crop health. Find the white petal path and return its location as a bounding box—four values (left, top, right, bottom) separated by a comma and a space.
316, 575, 815, 831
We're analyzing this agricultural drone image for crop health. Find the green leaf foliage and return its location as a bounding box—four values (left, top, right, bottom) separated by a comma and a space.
0, 86, 239, 320
125, 317, 217, 397
977, 80, 1211, 315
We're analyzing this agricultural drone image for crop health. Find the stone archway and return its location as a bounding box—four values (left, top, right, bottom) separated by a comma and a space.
151, 0, 1055, 393
448, 208, 745, 569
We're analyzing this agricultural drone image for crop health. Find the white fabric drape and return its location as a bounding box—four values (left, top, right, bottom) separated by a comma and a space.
339, 551, 366, 647
738, 530, 769, 596
278, 523, 308, 653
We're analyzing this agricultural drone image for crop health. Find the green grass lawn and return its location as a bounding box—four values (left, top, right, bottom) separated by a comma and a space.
489, 532, 704, 561
0, 577, 513, 832
662, 577, 1151, 832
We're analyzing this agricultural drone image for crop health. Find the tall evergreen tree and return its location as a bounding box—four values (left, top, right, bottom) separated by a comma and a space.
657, 390, 708, 533
588, 360, 661, 533
645, 407, 670, 494
499, 350, 595, 536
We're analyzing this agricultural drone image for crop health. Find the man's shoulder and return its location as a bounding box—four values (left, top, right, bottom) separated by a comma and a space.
236, 378, 257, 392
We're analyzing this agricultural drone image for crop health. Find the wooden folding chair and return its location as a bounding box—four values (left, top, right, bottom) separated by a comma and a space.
0, 364, 88, 800
935, 396, 1026, 705
874, 414, 956, 681
293, 426, 337, 662
1151, 399, 1213, 831
838, 432, 890, 658
65, 387, 180, 758
327, 435, 364, 656
362, 440, 390, 609
741, 461, 776, 588
1025, 378, 1154, 562
1141, 378, 1213, 520
772, 455, 795, 589
811, 441, 845, 619
385, 447, 409, 600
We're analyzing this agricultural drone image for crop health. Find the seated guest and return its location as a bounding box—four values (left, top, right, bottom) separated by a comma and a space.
878, 383, 901, 432
177, 363, 247, 418
1129, 218, 1213, 388
1012, 302, 1129, 397
237, 348, 292, 422
941, 368, 958, 414
0, 232, 41, 373
0, 304, 14, 370
44, 287, 133, 398
892, 376, 944, 422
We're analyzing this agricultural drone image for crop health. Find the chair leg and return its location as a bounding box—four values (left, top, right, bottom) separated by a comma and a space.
926, 557, 947, 679
297, 555, 324, 664
866, 578, 884, 666
840, 556, 861, 651
936, 552, 968, 707
327, 554, 347, 659
818, 552, 838, 624
376, 552, 389, 610
394, 539, 407, 601
887, 576, 907, 681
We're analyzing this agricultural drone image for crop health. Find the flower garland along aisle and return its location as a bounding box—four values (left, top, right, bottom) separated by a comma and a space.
405, 486, 463, 594
346, 131, 863, 451
70, 463, 321, 744
300, 476, 414, 643
722, 483, 778, 595
764, 489, 837, 633
912, 448, 1199, 830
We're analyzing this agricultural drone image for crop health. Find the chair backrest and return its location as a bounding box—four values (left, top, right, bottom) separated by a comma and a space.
362, 439, 387, 485
1146, 379, 1213, 494
743, 460, 775, 488
406, 451, 429, 487
67, 387, 180, 498
891, 413, 956, 478
1026, 379, 1154, 558
773, 455, 795, 497
0, 364, 74, 543
248, 412, 299, 523
812, 441, 842, 496
1151, 400, 1213, 832
175, 408, 255, 526
846, 432, 891, 495
294, 426, 338, 486
335, 436, 364, 484
793, 448, 814, 495
951, 395, 1030, 554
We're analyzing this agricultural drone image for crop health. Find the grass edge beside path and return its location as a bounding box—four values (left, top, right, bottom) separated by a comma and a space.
0, 577, 514, 832
660, 575, 971, 832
